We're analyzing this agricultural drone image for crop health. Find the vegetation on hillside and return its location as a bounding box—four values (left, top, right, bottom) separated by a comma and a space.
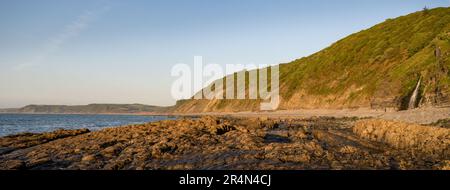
175, 7, 450, 112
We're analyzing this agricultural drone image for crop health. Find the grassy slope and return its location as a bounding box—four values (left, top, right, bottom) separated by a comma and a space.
175, 8, 450, 112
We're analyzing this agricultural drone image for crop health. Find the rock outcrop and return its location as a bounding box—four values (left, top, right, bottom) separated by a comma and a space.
354, 119, 449, 156
0, 117, 448, 170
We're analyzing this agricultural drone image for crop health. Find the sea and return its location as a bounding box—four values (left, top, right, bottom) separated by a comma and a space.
0, 114, 172, 137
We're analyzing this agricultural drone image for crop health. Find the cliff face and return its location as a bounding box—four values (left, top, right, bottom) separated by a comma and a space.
174, 8, 450, 113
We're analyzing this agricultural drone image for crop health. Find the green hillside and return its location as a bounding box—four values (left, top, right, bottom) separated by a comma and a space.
175, 7, 450, 112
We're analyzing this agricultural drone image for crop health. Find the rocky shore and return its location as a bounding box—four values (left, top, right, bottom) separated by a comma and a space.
0, 116, 448, 170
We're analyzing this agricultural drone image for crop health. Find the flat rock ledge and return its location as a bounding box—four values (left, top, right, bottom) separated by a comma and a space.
0, 116, 448, 170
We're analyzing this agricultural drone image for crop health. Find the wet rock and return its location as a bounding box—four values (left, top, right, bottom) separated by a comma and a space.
263, 134, 291, 143
0, 147, 15, 155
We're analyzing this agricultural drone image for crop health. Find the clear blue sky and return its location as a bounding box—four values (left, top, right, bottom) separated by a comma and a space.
0, 0, 448, 108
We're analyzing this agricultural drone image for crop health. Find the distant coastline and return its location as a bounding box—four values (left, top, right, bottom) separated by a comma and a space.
0, 112, 172, 116
0, 104, 172, 115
